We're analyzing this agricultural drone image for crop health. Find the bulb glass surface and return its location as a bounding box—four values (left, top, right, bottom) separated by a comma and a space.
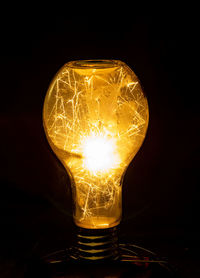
43, 60, 149, 229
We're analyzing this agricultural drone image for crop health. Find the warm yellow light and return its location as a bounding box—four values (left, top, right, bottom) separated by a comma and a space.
82, 135, 119, 174
43, 60, 149, 229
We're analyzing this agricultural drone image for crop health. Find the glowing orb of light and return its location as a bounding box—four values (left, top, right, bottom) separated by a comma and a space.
82, 136, 119, 173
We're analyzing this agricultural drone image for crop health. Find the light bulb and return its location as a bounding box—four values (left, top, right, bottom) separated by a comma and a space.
43, 60, 149, 230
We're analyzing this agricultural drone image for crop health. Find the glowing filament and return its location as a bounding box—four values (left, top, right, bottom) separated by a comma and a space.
82, 136, 119, 174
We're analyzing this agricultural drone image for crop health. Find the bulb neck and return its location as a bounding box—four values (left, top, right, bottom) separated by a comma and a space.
73, 226, 119, 261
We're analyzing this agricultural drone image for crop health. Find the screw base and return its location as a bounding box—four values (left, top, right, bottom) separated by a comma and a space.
72, 226, 119, 261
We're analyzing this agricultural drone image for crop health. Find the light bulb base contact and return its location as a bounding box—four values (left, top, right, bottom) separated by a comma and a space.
72, 226, 119, 261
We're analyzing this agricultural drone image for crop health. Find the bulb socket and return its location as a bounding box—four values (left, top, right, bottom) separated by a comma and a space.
73, 226, 119, 261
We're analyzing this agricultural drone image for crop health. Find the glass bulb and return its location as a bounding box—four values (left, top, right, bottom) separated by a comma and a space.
43, 60, 149, 229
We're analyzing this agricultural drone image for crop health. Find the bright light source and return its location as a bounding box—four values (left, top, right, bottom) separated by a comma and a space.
82, 136, 119, 173
43, 60, 149, 229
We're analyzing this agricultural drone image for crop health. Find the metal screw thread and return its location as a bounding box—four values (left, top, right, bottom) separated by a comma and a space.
75, 226, 119, 261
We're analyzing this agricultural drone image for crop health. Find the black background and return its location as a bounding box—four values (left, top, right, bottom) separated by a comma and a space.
0, 4, 199, 277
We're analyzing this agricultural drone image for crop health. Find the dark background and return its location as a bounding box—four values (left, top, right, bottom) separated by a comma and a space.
0, 5, 199, 277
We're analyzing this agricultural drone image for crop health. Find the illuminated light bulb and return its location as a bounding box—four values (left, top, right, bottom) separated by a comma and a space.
43, 60, 149, 254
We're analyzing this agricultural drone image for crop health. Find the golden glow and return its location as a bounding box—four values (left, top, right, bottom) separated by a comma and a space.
82, 135, 119, 174
43, 60, 149, 229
